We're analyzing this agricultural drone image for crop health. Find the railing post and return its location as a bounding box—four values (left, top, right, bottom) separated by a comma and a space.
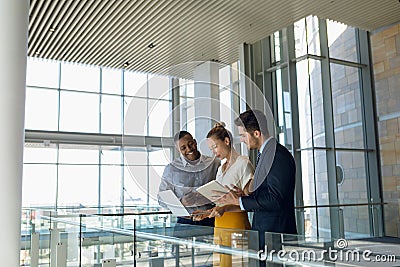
79, 214, 83, 267
50, 228, 60, 267
133, 219, 137, 267
30, 232, 39, 267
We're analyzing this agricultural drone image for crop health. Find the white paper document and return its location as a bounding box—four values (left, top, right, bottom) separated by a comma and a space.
196, 180, 229, 201
158, 190, 191, 217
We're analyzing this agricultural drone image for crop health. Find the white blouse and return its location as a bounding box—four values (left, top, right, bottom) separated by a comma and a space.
216, 155, 254, 190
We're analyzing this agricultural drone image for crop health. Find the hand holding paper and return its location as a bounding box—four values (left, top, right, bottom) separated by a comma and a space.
214, 183, 243, 206
181, 191, 210, 206
191, 209, 212, 221
196, 180, 229, 202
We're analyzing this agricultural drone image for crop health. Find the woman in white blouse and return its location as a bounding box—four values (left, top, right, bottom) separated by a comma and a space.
202, 122, 254, 266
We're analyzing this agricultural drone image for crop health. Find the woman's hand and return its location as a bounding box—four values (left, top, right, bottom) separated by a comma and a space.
208, 206, 226, 218
191, 209, 211, 221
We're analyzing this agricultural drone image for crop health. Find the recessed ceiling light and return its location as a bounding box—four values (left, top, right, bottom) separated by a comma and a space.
49, 28, 56, 32
35, 51, 40, 56
123, 62, 129, 68
148, 43, 155, 49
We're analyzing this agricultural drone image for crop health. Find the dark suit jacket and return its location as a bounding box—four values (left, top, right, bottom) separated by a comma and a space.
241, 140, 297, 237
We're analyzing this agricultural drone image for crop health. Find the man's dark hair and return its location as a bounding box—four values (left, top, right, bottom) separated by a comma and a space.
234, 109, 269, 136
174, 130, 192, 143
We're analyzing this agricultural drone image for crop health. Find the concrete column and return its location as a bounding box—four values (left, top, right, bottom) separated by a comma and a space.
0, 0, 29, 265
193, 61, 220, 145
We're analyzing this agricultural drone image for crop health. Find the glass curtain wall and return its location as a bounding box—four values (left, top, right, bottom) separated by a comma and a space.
24, 59, 240, 210
24, 58, 173, 208
252, 16, 381, 239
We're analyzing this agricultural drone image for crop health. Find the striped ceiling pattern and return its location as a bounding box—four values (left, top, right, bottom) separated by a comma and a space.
28, 0, 400, 74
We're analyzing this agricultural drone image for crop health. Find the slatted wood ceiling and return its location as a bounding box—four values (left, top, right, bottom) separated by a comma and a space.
28, 0, 400, 74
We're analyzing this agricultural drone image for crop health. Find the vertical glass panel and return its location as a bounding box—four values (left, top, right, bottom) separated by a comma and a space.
331, 64, 364, 149
303, 208, 318, 237
317, 207, 332, 238
327, 20, 358, 63
276, 67, 292, 149
179, 78, 195, 133
309, 60, 325, 147
179, 79, 196, 131
58, 145, 99, 164
336, 151, 368, 203
149, 166, 164, 205
219, 65, 231, 88
315, 150, 328, 205
272, 31, 281, 63
24, 144, 57, 163
220, 65, 233, 129
58, 165, 99, 206
301, 150, 316, 207
297, 60, 325, 148
148, 75, 170, 100
101, 148, 122, 165
60, 62, 100, 92
220, 89, 233, 129
185, 102, 196, 135
59, 91, 99, 133
342, 206, 370, 238
22, 164, 57, 206
101, 94, 122, 134
100, 165, 121, 206
149, 147, 171, 166
231, 61, 239, 82
306, 16, 320, 55
102, 68, 121, 95
180, 79, 195, 98
336, 150, 370, 237
124, 96, 147, 136
294, 16, 321, 57
124, 147, 147, 166
124, 165, 147, 205
26, 58, 59, 88
148, 99, 171, 137
294, 18, 307, 57
123, 95, 132, 121
25, 88, 59, 131
297, 60, 313, 149
124, 71, 147, 97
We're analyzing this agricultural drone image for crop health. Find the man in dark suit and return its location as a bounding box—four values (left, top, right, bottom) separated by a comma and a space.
217, 109, 297, 265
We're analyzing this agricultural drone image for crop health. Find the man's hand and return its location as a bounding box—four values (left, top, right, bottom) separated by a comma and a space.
230, 184, 245, 197
215, 185, 241, 206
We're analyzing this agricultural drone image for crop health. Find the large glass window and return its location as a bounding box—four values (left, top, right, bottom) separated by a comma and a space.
59, 91, 100, 133
60, 62, 100, 92
25, 88, 59, 131
327, 20, 359, 63
23, 58, 174, 208
102, 68, 122, 95
331, 64, 364, 149
101, 94, 122, 134
26, 58, 59, 88
261, 16, 380, 238
294, 16, 320, 58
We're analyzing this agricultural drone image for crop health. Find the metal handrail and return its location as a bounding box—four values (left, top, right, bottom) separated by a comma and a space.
295, 202, 386, 209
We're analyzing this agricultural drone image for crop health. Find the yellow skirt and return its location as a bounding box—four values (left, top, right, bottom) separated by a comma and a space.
213, 212, 250, 267
215, 211, 250, 229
